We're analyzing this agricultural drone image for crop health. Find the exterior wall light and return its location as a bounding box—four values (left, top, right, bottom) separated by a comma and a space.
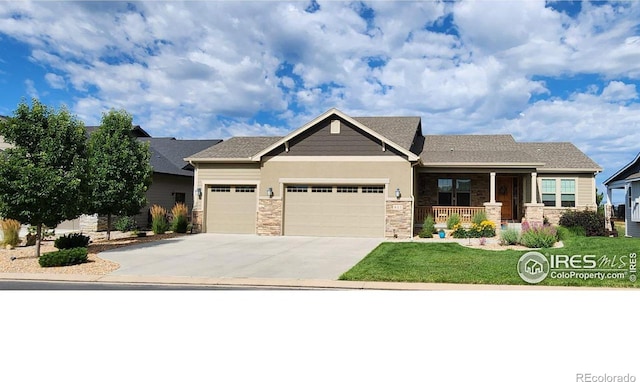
267, 187, 274, 198
196, 188, 202, 199
395, 188, 401, 199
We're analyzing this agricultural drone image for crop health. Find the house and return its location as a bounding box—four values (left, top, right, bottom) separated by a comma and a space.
603, 153, 640, 237
59, 127, 221, 231
525, 259, 544, 275
186, 108, 601, 238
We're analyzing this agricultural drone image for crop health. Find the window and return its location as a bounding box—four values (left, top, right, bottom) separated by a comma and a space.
210, 186, 230, 192
286, 186, 308, 193
361, 186, 384, 193
235, 186, 256, 193
456, 179, 471, 206
174, 192, 186, 204
541, 179, 556, 207
312, 186, 332, 193
560, 179, 575, 207
337, 186, 358, 193
438, 179, 453, 205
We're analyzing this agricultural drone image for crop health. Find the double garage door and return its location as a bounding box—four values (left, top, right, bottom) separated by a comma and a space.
205, 184, 385, 237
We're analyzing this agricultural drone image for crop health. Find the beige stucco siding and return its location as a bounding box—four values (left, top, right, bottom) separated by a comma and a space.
193, 163, 261, 211
260, 159, 412, 199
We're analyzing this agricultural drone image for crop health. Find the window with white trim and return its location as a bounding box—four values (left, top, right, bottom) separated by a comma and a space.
311, 186, 332, 193
286, 186, 308, 193
235, 186, 256, 193
210, 186, 230, 192
541, 179, 556, 207
560, 179, 575, 207
337, 186, 358, 193
361, 186, 384, 193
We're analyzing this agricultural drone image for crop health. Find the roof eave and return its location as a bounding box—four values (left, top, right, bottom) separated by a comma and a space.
603, 152, 640, 185
538, 167, 602, 173
420, 162, 544, 168
184, 157, 257, 163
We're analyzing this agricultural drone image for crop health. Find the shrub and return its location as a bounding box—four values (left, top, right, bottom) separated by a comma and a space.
39, 248, 88, 267
555, 225, 569, 242
468, 220, 496, 238
451, 223, 468, 238
558, 209, 605, 236
114, 216, 138, 232
566, 226, 586, 237
1, 219, 21, 247
54, 233, 91, 249
418, 214, 437, 238
471, 211, 488, 226
500, 228, 520, 245
446, 213, 461, 230
171, 203, 189, 233
150, 204, 169, 234
520, 223, 557, 248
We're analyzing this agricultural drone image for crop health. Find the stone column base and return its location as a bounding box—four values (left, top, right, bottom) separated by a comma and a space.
385, 200, 413, 239
524, 203, 545, 225
257, 198, 283, 236
483, 202, 502, 228
191, 210, 204, 233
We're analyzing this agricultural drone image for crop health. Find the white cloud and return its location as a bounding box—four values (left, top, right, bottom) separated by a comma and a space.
601, 81, 637, 102
24, 78, 38, 99
44, 72, 65, 89
1, 0, 640, 182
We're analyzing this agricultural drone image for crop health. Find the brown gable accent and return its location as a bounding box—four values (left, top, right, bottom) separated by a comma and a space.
264, 116, 405, 158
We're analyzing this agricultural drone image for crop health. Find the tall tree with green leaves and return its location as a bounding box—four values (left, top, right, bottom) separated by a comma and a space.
88, 109, 152, 240
0, 99, 90, 257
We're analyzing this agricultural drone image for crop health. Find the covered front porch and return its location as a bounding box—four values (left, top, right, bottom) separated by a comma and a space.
414, 170, 545, 227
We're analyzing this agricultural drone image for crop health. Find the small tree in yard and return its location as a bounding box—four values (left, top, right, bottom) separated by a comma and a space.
88, 109, 152, 240
0, 99, 90, 257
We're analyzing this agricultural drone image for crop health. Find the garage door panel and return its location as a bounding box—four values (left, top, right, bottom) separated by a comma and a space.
284, 185, 384, 237
206, 185, 256, 234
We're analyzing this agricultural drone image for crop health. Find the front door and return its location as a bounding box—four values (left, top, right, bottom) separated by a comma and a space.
496, 177, 513, 220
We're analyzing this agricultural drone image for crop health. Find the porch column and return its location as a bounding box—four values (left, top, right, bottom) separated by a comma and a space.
489, 172, 496, 203
530, 172, 538, 203
605, 187, 614, 233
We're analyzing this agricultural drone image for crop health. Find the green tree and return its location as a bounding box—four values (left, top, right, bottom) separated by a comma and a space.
88, 109, 152, 240
0, 99, 90, 257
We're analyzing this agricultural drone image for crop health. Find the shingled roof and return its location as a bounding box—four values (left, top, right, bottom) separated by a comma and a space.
139, 137, 222, 176
353, 116, 422, 152
187, 136, 283, 161
85, 125, 151, 138
420, 135, 601, 171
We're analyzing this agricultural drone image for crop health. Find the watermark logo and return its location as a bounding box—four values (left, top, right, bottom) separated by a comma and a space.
517, 252, 637, 284
517, 251, 549, 284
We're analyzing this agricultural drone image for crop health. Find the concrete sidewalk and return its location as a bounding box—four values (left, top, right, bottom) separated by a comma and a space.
0, 272, 628, 290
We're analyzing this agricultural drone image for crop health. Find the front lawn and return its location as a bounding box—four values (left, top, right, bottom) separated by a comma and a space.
340, 235, 640, 287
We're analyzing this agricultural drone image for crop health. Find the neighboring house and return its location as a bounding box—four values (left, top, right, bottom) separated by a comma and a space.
186, 108, 601, 239
0, 115, 10, 152
603, 153, 640, 237
58, 127, 221, 231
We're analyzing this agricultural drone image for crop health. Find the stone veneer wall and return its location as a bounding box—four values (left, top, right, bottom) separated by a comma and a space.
524, 203, 545, 224
482, 202, 502, 228
191, 210, 203, 233
257, 198, 283, 236
79, 214, 109, 232
386, 200, 413, 238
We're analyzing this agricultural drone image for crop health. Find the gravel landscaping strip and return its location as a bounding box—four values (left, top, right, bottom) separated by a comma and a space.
1, 231, 184, 275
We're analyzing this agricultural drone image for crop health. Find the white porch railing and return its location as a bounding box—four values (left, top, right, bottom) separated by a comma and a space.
415, 206, 486, 224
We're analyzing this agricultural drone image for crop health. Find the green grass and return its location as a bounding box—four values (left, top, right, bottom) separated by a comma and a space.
340, 235, 640, 288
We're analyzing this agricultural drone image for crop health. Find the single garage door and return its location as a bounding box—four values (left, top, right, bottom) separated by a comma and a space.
284, 185, 385, 237
206, 185, 257, 234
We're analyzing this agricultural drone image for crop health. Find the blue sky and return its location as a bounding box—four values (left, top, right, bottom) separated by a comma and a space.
1, 1, 640, 201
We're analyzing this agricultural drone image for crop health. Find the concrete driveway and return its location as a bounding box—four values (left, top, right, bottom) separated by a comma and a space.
99, 234, 382, 280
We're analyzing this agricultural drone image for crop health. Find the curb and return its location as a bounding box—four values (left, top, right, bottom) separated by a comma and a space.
0, 272, 630, 290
